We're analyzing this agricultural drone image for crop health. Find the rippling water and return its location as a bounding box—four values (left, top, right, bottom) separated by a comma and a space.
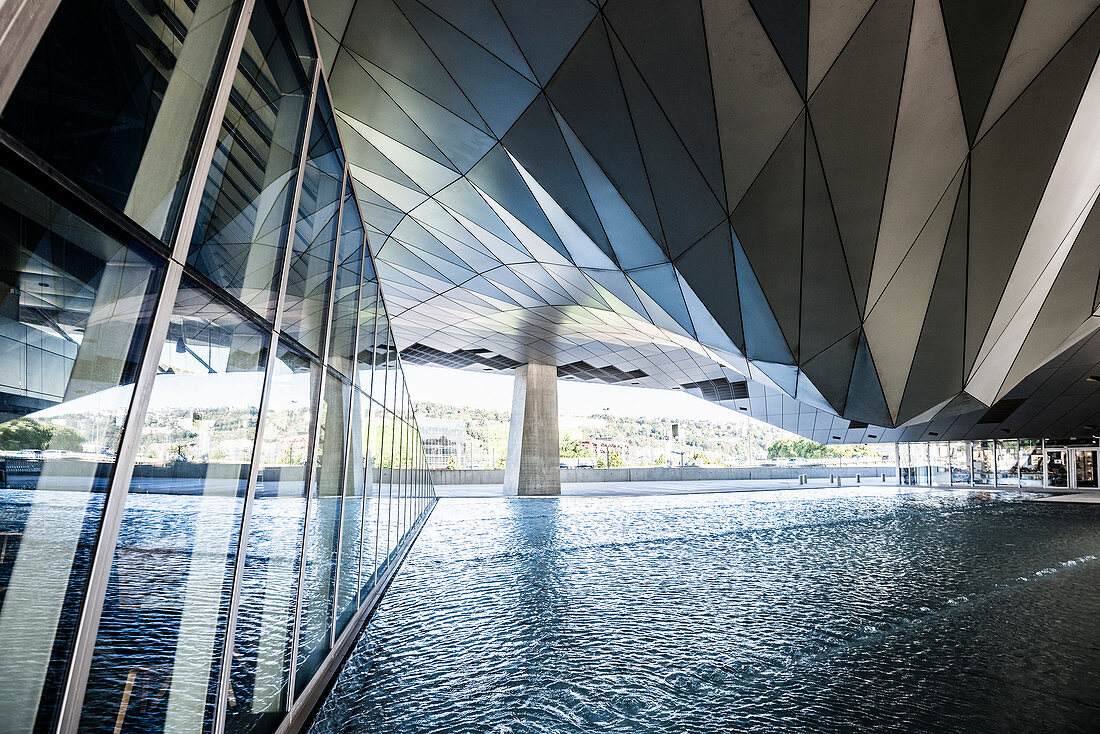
309, 487, 1100, 733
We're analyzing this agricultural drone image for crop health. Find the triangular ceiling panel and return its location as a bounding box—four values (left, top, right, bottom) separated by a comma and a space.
417, 0, 537, 82
965, 8, 1100, 377
939, 0, 1026, 144
493, 0, 599, 85
502, 95, 614, 259
604, 0, 725, 197
609, 31, 727, 260
316, 0, 1100, 440
808, 0, 912, 314
545, 19, 666, 250
730, 112, 805, 357
748, 0, 809, 97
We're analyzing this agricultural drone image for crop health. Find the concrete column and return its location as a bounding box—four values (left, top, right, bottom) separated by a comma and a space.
504, 364, 560, 496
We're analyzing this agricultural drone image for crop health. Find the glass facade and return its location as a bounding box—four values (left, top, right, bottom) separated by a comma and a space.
0, 1, 435, 733
898, 437, 1100, 492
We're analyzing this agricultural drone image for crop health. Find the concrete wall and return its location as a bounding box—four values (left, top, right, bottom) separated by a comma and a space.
425, 466, 897, 485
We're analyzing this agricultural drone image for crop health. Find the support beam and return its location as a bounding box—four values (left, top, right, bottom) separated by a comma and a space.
504, 363, 560, 496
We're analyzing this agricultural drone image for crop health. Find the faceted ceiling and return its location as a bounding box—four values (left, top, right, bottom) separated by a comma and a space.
309, 0, 1100, 443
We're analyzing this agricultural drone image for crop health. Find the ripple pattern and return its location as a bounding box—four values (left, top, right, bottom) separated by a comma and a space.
310, 488, 1100, 733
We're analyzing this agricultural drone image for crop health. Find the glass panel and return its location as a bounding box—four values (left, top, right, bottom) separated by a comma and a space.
1047, 449, 1068, 488
915, 443, 930, 486
1075, 449, 1098, 489
81, 280, 268, 734
2, 0, 239, 241
333, 388, 365, 638
366, 401, 385, 590
281, 95, 342, 355
294, 372, 349, 692
930, 442, 950, 486
327, 178, 363, 377
949, 442, 970, 486
1020, 439, 1044, 487
379, 409, 397, 571
0, 163, 163, 732
189, 0, 312, 318
358, 390, 377, 604
973, 440, 994, 485
368, 305, 389, 402
356, 287, 379, 392
996, 440, 1019, 487
225, 341, 318, 734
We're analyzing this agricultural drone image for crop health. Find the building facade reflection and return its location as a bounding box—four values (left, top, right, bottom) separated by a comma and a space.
0, 1, 436, 732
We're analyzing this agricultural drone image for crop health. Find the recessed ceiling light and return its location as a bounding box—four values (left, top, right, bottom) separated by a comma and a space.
1088, 376, 1100, 382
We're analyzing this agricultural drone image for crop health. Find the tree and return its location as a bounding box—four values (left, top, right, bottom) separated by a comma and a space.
0, 418, 84, 451
596, 449, 623, 468
559, 434, 593, 458
47, 424, 85, 452
767, 438, 838, 459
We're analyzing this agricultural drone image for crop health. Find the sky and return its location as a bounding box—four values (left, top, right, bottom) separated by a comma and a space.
402, 364, 749, 422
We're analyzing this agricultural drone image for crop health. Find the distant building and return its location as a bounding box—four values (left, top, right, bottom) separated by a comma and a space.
419, 418, 467, 469
581, 438, 630, 464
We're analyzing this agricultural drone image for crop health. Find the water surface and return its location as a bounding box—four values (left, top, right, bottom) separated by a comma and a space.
310, 487, 1100, 733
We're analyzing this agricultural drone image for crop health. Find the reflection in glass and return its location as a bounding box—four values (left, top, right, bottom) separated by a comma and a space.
189, 0, 312, 318
225, 342, 318, 734
282, 95, 343, 355
327, 177, 363, 377
334, 389, 365, 638
973, 440, 994, 485
1075, 449, 1098, 489
356, 252, 379, 390
2, 0, 239, 241
949, 442, 970, 486
295, 372, 349, 692
1020, 440, 1044, 487
996, 440, 1019, 487
930, 442, 950, 486
359, 392, 378, 604
81, 280, 268, 733
0, 163, 164, 732
1047, 449, 1068, 488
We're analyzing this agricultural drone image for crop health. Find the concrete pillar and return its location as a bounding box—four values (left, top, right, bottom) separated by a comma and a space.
504, 364, 560, 496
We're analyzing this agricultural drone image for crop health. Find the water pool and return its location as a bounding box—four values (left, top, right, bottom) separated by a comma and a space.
309, 487, 1100, 733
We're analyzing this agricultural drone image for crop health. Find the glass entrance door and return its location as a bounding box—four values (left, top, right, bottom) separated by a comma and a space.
1046, 449, 1068, 487
1073, 449, 1098, 489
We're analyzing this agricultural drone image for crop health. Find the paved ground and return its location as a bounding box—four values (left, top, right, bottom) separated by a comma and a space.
433, 477, 907, 498
1029, 491, 1100, 504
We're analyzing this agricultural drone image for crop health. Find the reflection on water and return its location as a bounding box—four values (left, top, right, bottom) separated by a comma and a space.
312, 488, 1100, 733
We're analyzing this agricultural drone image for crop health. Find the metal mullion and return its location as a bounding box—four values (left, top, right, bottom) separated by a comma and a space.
370, 292, 386, 590
213, 27, 320, 731
384, 366, 398, 566
393, 381, 405, 554
213, 326, 276, 734
284, 60, 323, 709
0, 0, 63, 110
392, 394, 406, 554
55, 1, 258, 731
325, 173, 351, 652
351, 228, 372, 607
